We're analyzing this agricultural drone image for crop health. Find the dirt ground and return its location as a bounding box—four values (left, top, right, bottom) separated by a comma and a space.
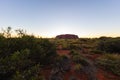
42, 49, 120, 80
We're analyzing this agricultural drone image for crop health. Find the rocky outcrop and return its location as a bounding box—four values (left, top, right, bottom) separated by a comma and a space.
56, 34, 79, 39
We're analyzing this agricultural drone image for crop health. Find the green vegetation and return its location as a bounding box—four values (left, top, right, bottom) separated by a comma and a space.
55, 39, 81, 50
55, 37, 120, 78
69, 49, 91, 66
0, 27, 56, 80
97, 37, 120, 53
96, 54, 120, 76
0, 27, 120, 80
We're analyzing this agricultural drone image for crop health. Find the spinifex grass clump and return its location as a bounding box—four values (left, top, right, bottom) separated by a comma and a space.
96, 53, 120, 76
70, 50, 97, 80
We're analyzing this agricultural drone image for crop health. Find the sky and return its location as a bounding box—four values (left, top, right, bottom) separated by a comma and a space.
0, 0, 120, 38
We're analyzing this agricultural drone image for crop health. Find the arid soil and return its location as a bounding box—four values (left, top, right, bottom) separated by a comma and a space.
42, 49, 120, 80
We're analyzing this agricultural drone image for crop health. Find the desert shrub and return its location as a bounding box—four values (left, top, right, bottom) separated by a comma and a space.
74, 64, 81, 72
0, 48, 47, 80
79, 38, 89, 42
12, 64, 45, 80
0, 49, 32, 80
30, 39, 57, 65
72, 55, 88, 66
0, 36, 57, 80
0, 35, 35, 57
69, 44, 81, 50
69, 49, 79, 57
62, 42, 69, 49
97, 38, 120, 53
90, 49, 103, 54
96, 54, 120, 76
81, 44, 92, 49
54, 55, 71, 72
55, 39, 81, 50
70, 50, 88, 65
72, 55, 81, 63
0, 28, 57, 80
0, 35, 57, 65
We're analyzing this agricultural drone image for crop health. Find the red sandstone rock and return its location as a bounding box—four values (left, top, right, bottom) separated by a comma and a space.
56, 34, 79, 39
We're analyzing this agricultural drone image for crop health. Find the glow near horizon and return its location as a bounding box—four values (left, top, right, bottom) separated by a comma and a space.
0, 0, 120, 38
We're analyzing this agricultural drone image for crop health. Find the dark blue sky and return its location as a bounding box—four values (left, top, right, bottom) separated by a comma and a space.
0, 0, 120, 37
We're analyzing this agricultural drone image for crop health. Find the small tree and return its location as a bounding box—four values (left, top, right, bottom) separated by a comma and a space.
2, 27, 12, 38
15, 29, 26, 37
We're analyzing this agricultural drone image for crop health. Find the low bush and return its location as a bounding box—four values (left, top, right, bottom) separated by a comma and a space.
97, 38, 120, 53
96, 54, 120, 76
90, 49, 103, 54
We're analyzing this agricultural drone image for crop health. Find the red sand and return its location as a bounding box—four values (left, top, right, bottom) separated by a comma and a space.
56, 50, 120, 80
42, 49, 120, 80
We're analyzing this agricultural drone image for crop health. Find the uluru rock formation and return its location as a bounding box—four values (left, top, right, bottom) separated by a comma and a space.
56, 34, 79, 39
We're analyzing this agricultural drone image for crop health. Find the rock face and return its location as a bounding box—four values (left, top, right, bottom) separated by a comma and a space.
56, 34, 79, 39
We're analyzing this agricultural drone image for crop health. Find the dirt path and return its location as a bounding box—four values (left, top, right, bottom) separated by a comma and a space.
56, 49, 120, 80
80, 49, 120, 80
42, 49, 120, 80
57, 50, 97, 80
